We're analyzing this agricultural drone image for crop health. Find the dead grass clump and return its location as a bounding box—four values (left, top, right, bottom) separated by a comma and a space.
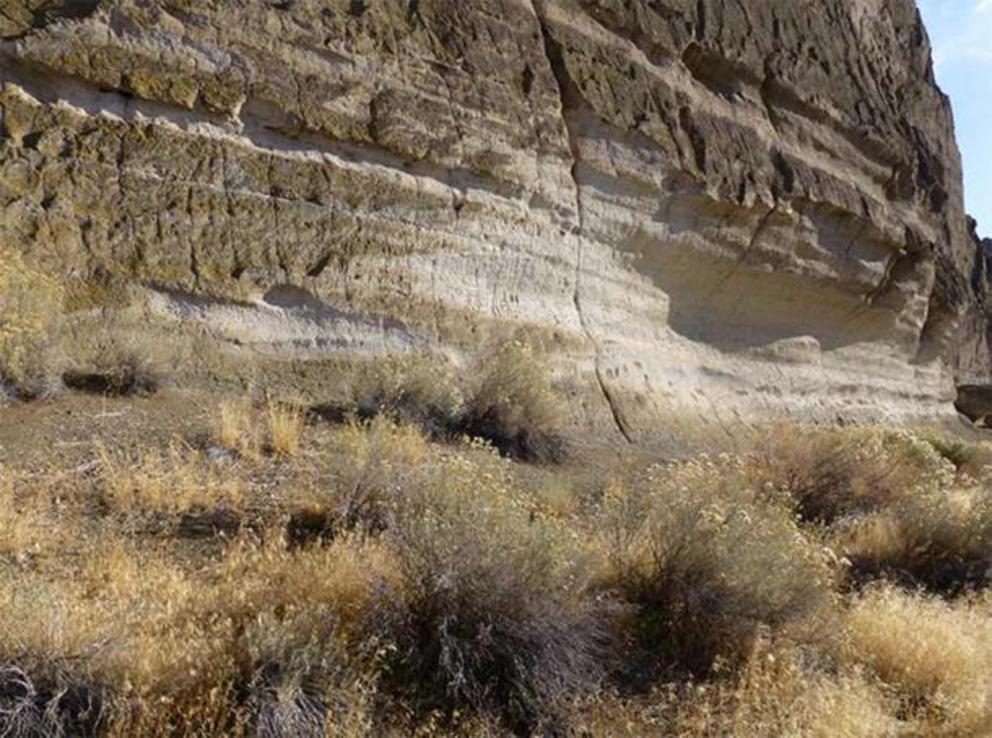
370, 457, 608, 733
747, 426, 950, 525
568, 643, 899, 737
238, 609, 376, 738
0, 249, 64, 398
459, 341, 567, 463
0, 571, 114, 738
0, 532, 390, 736
213, 398, 262, 459
266, 401, 306, 457
211, 398, 307, 459
96, 442, 244, 523
668, 644, 898, 738
845, 585, 992, 735
604, 456, 838, 680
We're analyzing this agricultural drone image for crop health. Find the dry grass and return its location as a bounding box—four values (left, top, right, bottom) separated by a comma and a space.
460, 340, 567, 462
97, 442, 244, 518
837, 482, 992, 593
323, 341, 567, 463
214, 397, 261, 459
3, 405, 992, 736
846, 586, 992, 735
745, 425, 951, 524
212, 398, 306, 459
266, 401, 306, 456
371, 451, 608, 732
343, 352, 464, 433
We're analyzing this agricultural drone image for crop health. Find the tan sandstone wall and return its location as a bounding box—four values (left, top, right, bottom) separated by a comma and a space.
0, 0, 979, 443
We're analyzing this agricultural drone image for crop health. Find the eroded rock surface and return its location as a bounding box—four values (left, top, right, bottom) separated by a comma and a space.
0, 0, 980, 441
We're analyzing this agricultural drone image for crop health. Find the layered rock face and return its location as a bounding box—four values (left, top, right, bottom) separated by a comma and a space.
0, 0, 977, 441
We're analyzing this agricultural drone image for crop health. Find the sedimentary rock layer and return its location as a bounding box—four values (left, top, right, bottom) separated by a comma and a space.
0, 0, 978, 441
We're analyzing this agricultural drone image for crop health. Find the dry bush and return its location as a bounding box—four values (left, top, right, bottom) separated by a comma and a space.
0, 574, 110, 737
266, 401, 306, 457
342, 353, 463, 434
62, 352, 161, 397
238, 610, 376, 738
288, 418, 428, 544
916, 431, 992, 479
370, 454, 609, 733
0, 249, 64, 398
0, 528, 390, 736
313, 343, 566, 464
58, 321, 169, 398
746, 426, 951, 525
846, 586, 992, 735
668, 644, 898, 738
603, 456, 838, 680
753, 426, 992, 595
459, 340, 567, 463
837, 482, 992, 594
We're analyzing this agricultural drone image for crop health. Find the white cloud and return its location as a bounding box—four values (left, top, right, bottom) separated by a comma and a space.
978, 0, 992, 12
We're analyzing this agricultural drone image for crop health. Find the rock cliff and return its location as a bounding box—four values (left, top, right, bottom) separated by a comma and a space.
0, 0, 980, 441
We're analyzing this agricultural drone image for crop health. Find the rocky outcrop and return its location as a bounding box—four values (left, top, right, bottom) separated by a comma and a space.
954, 221, 992, 420
0, 0, 977, 441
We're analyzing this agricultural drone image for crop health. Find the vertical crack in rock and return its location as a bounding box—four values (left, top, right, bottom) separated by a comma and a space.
532, 0, 634, 444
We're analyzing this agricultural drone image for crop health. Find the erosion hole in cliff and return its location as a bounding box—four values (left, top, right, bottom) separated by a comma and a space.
656, 260, 896, 352
262, 284, 325, 311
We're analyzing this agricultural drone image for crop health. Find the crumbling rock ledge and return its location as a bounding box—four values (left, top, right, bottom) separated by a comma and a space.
0, 0, 982, 443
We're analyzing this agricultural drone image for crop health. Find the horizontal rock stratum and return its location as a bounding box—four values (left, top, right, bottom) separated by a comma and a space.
0, 0, 984, 442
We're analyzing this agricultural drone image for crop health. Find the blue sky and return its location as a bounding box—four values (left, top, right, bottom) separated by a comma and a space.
917, 0, 992, 236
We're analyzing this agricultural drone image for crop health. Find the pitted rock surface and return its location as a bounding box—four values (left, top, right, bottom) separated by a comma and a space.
0, 0, 981, 440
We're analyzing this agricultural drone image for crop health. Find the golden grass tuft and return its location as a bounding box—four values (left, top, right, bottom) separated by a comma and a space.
213, 398, 261, 459
265, 400, 306, 456
846, 585, 992, 735
211, 398, 306, 458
